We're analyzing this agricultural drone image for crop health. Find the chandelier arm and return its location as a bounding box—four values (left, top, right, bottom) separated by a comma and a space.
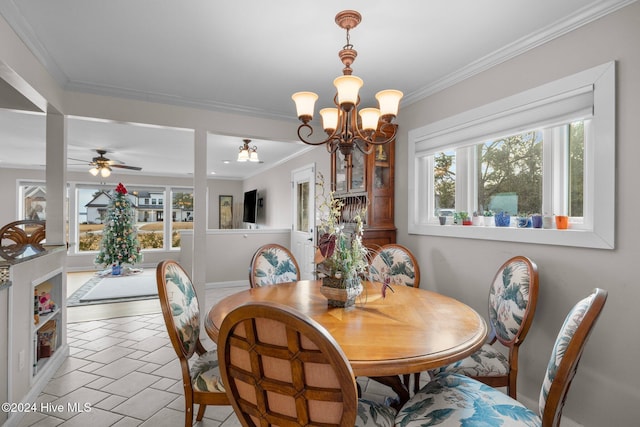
354, 139, 374, 155
296, 123, 335, 146
326, 138, 340, 153
360, 121, 398, 146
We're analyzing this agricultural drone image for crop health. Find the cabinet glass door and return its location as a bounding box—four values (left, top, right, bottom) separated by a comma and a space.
351, 149, 366, 191
374, 145, 391, 189
335, 154, 347, 192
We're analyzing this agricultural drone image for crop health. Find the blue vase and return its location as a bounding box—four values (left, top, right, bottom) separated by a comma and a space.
495, 212, 511, 227
112, 264, 122, 276
532, 215, 543, 228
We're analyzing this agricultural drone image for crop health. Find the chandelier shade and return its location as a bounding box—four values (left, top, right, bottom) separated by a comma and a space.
291, 92, 318, 121
334, 75, 363, 107
237, 139, 259, 162
292, 10, 402, 159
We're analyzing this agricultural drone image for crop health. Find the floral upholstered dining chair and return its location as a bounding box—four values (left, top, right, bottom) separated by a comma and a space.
369, 244, 421, 290
156, 260, 228, 427
428, 255, 538, 398
249, 243, 300, 288
395, 288, 607, 427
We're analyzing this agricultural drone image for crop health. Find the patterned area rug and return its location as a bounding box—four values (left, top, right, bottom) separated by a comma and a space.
67, 269, 157, 307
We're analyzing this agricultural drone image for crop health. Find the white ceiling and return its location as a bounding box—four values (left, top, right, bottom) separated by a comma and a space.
0, 0, 632, 179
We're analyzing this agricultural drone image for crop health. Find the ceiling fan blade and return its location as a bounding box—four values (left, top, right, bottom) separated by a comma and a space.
68, 157, 91, 163
111, 164, 142, 171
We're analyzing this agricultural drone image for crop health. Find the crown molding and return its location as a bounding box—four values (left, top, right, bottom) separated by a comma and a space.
401, 0, 637, 106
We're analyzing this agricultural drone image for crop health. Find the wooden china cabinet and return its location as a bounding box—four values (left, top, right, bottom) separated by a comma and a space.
330, 129, 396, 251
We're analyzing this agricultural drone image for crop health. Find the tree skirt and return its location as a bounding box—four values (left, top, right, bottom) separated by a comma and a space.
67, 269, 157, 306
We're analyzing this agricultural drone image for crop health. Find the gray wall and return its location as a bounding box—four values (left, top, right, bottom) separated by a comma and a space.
243, 146, 330, 229
207, 178, 243, 229
394, 4, 639, 425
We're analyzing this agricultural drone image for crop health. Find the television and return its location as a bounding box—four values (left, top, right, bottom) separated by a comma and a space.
243, 189, 258, 223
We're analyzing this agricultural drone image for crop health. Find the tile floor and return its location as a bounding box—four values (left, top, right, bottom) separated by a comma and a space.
15, 273, 399, 427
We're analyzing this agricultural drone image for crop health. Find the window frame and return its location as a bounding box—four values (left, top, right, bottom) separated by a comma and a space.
408, 62, 615, 249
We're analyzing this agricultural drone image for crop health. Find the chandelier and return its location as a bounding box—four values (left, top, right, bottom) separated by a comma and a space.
237, 139, 259, 162
292, 10, 402, 159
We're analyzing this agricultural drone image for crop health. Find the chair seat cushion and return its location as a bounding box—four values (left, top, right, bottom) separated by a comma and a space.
190, 350, 226, 393
432, 343, 509, 377
357, 398, 396, 427
395, 373, 540, 427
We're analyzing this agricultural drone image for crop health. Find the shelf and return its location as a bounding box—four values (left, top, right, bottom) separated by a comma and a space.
32, 308, 60, 333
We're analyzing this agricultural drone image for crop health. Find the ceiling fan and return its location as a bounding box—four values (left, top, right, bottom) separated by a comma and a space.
69, 149, 142, 177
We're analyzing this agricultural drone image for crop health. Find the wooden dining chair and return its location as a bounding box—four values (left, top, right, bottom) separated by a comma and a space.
217, 300, 397, 427
395, 288, 607, 427
248, 243, 300, 288
0, 220, 46, 258
156, 260, 229, 427
428, 255, 539, 398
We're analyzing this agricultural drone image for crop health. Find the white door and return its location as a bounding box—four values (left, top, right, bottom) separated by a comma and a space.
291, 164, 316, 280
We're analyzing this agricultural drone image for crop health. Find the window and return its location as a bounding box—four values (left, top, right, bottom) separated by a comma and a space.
19, 182, 47, 220
171, 189, 194, 248
77, 185, 113, 252
76, 185, 168, 252
408, 62, 615, 249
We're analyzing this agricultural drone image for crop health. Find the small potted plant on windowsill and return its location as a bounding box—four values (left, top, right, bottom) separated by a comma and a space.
459, 211, 472, 226
483, 210, 494, 227
472, 211, 483, 226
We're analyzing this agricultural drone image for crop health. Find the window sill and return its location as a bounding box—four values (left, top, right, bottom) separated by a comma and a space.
408, 223, 613, 249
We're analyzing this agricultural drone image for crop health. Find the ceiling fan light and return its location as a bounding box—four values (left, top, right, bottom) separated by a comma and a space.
100, 167, 111, 178
89, 167, 99, 176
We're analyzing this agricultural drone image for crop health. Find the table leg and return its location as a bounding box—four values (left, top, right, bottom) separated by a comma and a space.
369, 375, 410, 410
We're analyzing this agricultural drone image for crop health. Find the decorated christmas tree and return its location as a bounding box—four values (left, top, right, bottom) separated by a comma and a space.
95, 183, 142, 274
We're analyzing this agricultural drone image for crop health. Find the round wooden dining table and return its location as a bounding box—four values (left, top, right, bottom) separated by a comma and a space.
206, 280, 487, 377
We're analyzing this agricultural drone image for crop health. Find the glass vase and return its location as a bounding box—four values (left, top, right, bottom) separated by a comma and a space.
319, 276, 363, 308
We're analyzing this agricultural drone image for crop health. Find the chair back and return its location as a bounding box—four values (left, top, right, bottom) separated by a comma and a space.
156, 260, 201, 360
488, 256, 539, 346
249, 243, 300, 288
369, 243, 420, 288
539, 288, 607, 426
0, 219, 46, 248
217, 301, 359, 426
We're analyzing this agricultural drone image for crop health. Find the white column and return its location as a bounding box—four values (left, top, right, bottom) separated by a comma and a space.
193, 129, 208, 320
45, 109, 66, 246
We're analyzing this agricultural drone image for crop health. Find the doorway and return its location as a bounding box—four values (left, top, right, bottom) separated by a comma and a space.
291, 164, 316, 280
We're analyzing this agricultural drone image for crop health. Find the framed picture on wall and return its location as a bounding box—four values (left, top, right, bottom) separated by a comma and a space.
219, 195, 233, 229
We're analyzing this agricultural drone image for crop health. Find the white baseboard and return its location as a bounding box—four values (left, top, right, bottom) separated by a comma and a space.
205, 280, 248, 289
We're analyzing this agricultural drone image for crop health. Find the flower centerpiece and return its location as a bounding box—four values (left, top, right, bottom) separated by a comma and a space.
315, 174, 369, 307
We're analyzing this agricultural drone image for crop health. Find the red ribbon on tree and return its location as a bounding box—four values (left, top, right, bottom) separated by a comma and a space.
115, 183, 128, 194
